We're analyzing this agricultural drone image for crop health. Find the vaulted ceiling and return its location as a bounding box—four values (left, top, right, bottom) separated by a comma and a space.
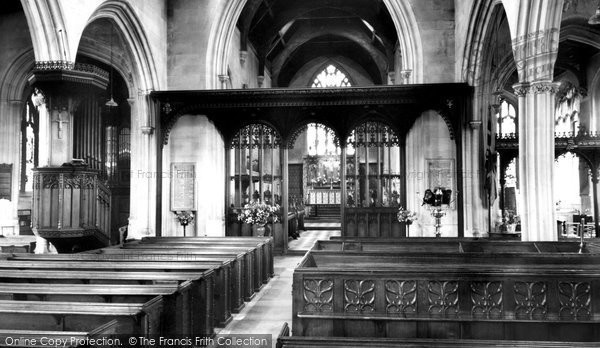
237, 0, 398, 87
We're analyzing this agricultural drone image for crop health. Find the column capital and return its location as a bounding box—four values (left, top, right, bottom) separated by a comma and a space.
512, 83, 530, 97
530, 81, 560, 94
257, 75, 265, 88
468, 120, 482, 130
218, 74, 230, 83
399, 70, 412, 84
387, 71, 396, 85
140, 126, 154, 135
239, 50, 248, 66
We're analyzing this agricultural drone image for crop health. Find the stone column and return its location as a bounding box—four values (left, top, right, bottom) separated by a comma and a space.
128, 92, 158, 239
513, 81, 560, 241
591, 169, 600, 238
0, 100, 24, 235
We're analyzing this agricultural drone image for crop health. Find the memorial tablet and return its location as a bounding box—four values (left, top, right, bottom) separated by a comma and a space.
0, 164, 12, 201
170, 162, 195, 211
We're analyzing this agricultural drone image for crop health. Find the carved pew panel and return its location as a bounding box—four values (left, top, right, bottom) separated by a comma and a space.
292, 251, 600, 342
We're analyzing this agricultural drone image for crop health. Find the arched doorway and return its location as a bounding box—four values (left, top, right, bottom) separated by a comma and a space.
289, 122, 341, 222
344, 120, 404, 238
227, 123, 283, 241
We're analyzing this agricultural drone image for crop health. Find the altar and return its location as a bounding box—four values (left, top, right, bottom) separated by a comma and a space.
307, 189, 341, 205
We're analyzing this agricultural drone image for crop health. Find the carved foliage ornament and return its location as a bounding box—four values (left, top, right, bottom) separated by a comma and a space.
471, 281, 503, 319
344, 280, 375, 313
427, 280, 459, 317
558, 282, 591, 320
386, 280, 417, 316
514, 281, 548, 320
348, 122, 399, 148
231, 124, 282, 149
303, 279, 333, 312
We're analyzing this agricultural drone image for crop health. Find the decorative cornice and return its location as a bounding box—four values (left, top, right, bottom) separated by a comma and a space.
29, 61, 109, 90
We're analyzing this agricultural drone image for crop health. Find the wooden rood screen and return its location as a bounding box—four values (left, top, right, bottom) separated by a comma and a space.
153, 84, 472, 242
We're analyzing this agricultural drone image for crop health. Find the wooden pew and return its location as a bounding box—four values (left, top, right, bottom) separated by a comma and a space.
9, 252, 246, 314
276, 323, 599, 348
292, 249, 600, 343
0, 320, 120, 348
129, 239, 268, 287
142, 236, 275, 278
0, 269, 216, 337
0, 282, 199, 335
0, 298, 163, 335
135, 239, 268, 285
90, 248, 253, 304
0, 259, 232, 328
121, 243, 262, 296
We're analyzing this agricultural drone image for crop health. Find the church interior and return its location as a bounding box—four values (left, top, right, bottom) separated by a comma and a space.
1, 0, 600, 346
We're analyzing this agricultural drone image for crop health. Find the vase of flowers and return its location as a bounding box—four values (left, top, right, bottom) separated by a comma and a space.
502, 210, 520, 233
238, 201, 279, 237
397, 206, 418, 237
175, 211, 195, 236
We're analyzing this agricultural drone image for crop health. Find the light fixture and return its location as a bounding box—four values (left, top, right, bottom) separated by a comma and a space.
589, 1, 600, 25
105, 25, 118, 107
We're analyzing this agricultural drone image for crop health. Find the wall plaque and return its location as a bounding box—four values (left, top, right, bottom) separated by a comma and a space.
0, 164, 12, 201
170, 162, 195, 211
426, 159, 454, 191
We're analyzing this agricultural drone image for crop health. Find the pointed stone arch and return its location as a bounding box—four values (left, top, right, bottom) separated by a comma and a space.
206, 0, 424, 89
84, 1, 161, 93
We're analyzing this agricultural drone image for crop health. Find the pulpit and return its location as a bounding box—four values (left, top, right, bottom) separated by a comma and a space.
31, 166, 111, 252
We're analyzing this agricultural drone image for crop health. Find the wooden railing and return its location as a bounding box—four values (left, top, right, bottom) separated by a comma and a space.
31, 166, 111, 251
344, 207, 403, 238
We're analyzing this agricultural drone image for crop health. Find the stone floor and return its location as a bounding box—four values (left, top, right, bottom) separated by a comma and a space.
214, 255, 303, 347
215, 222, 341, 347
288, 228, 341, 251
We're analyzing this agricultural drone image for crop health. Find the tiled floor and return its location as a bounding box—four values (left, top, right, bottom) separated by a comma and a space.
303, 221, 341, 229
288, 229, 341, 251
215, 222, 341, 347
214, 255, 303, 347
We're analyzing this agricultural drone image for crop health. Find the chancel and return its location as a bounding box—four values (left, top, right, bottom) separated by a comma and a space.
0, 0, 600, 345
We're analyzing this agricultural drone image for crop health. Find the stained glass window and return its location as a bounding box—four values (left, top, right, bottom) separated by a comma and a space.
311, 64, 352, 88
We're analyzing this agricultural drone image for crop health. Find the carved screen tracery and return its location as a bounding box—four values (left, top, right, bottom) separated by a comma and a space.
346, 121, 401, 207
229, 124, 282, 209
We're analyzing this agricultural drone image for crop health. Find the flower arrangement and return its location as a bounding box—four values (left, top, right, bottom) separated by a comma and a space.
175, 211, 195, 226
238, 201, 280, 225
397, 206, 418, 224
502, 210, 520, 225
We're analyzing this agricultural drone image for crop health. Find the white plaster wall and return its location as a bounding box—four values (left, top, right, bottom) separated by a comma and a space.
406, 110, 458, 237
162, 115, 225, 236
